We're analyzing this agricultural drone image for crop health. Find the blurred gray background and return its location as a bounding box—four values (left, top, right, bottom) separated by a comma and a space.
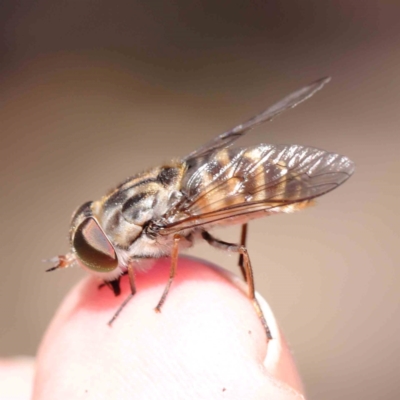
1, 1, 399, 399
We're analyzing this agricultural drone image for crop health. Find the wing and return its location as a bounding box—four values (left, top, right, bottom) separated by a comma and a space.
159, 144, 354, 234
183, 77, 331, 162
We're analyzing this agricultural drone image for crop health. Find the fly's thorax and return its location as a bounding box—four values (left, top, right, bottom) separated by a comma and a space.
96, 163, 186, 249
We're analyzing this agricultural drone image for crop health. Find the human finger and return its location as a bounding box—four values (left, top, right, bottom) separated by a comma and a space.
33, 257, 305, 399
0, 357, 35, 400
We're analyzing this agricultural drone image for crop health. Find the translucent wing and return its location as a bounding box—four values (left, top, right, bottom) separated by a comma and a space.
159, 144, 354, 234
183, 77, 331, 162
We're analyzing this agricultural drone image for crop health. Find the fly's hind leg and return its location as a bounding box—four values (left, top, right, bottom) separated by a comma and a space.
98, 273, 126, 296
202, 230, 272, 340
238, 223, 248, 282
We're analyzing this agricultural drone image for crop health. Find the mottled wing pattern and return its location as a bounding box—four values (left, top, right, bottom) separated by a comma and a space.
160, 144, 354, 234
183, 77, 330, 162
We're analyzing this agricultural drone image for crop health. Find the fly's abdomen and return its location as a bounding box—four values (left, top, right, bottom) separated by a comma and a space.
172, 144, 353, 227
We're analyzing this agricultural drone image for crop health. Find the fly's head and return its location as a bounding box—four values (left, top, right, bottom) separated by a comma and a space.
46, 201, 125, 281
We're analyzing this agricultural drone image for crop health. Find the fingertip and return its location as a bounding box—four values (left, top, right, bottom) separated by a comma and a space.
34, 257, 304, 399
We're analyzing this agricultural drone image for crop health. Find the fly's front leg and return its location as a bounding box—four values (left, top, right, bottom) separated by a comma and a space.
155, 234, 181, 313
108, 264, 137, 326
202, 231, 272, 340
99, 274, 125, 296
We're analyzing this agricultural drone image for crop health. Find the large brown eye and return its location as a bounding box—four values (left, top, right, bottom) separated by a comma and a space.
73, 218, 118, 272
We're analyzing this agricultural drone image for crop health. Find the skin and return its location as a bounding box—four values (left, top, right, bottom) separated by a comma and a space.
2, 258, 306, 399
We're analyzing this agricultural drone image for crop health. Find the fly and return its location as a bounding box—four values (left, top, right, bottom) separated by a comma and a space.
46, 77, 355, 340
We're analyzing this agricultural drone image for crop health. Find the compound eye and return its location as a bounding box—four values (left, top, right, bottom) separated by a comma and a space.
73, 218, 118, 272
